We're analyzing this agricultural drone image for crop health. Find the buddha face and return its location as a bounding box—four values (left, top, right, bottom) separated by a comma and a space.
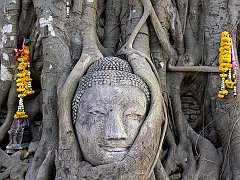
75, 85, 148, 166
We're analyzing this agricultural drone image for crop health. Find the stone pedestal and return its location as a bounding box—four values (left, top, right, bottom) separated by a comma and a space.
6, 118, 30, 154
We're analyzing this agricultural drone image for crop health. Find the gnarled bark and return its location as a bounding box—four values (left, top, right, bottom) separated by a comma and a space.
0, 0, 240, 179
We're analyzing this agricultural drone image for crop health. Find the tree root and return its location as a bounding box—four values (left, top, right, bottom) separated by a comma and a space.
167, 64, 220, 73
126, 11, 166, 178
0, 81, 12, 111
118, 0, 151, 52
117, 0, 178, 63
36, 150, 54, 180
154, 158, 170, 180
176, 0, 188, 34
187, 126, 221, 179
0, 167, 11, 180
0, 81, 17, 142
116, 2, 169, 178
102, 0, 121, 53
56, 1, 103, 179
149, 1, 178, 61
162, 124, 222, 179
0, 0, 20, 111
0, 148, 14, 168
26, 33, 72, 179
0, 148, 29, 180
9, 163, 29, 180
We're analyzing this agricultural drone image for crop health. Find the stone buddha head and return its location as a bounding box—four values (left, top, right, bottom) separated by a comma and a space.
72, 57, 150, 166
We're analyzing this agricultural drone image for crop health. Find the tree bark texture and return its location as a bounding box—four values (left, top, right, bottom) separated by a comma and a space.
0, 0, 240, 179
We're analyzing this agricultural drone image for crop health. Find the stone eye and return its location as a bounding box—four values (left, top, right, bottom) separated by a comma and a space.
125, 114, 142, 121
88, 110, 106, 116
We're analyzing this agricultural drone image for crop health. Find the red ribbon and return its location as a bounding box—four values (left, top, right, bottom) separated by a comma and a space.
15, 38, 31, 62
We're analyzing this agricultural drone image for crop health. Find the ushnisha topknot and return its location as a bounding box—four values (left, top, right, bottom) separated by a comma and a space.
72, 57, 150, 122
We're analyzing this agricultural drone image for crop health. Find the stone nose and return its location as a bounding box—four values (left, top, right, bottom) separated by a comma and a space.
106, 110, 127, 140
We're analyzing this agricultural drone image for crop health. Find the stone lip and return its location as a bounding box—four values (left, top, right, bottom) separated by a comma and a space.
101, 147, 128, 152
99, 141, 131, 152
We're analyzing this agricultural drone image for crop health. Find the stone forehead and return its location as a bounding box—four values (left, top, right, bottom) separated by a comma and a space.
87, 57, 132, 74
72, 57, 150, 122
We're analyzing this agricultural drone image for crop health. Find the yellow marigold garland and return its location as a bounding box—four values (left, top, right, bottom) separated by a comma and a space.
14, 38, 34, 119
218, 31, 237, 98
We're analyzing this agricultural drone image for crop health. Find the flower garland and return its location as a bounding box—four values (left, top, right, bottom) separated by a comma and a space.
14, 38, 34, 119
231, 42, 238, 97
218, 31, 237, 98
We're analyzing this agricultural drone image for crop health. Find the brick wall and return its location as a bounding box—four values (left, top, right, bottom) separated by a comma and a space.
181, 96, 201, 128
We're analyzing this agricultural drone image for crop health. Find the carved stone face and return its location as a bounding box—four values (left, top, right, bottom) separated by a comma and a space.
75, 85, 148, 166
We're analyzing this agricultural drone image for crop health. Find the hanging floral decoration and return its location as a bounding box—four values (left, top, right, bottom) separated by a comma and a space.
14, 38, 34, 119
218, 31, 237, 98
231, 42, 237, 97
